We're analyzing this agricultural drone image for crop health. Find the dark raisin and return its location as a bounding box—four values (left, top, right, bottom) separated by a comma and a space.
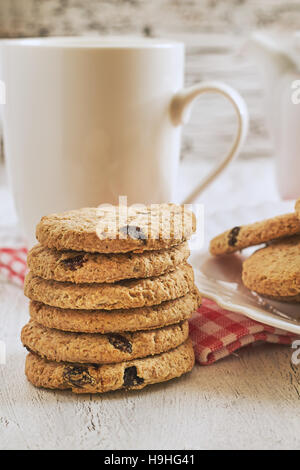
107, 334, 132, 353
63, 365, 94, 389
119, 225, 147, 243
61, 254, 86, 271
228, 226, 241, 247
123, 366, 144, 388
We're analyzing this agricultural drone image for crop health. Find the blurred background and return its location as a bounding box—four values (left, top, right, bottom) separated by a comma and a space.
2, 0, 300, 212
2, 0, 300, 165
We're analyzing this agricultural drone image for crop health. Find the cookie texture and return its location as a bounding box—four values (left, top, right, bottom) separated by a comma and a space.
36, 205, 196, 254
22, 320, 189, 364
25, 339, 195, 393
210, 213, 300, 256
29, 290, 201, 333
27, 242, 190, 284
24, 263, 194, 310
242, 235, 300, 297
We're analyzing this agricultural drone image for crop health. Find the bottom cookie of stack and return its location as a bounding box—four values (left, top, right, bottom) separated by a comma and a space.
25, 339, 195, 394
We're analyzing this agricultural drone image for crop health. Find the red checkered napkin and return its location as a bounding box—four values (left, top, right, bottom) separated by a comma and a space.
190, 298, 296, 365
0, 247, 297, 365
0, 247, 28, 286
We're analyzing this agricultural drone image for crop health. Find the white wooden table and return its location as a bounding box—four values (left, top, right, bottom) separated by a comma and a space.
1, 159, 300, 450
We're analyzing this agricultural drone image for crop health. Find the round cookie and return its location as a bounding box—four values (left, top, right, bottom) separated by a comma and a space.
27, 242, 190, 284
29, 290, 201, 333
24, 263, 194, 310
242, 235, 300, 298
36, 204, 196, 254
25, 339, 195, 393
210, 213, 300, 256
22, 320, 189, 364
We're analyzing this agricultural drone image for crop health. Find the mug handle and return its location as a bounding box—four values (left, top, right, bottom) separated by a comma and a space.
170, 81, 249, 204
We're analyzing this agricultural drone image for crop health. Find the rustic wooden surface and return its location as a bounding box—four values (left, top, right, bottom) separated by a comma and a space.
1, 285, 300, 451
2, 0, 300, 163
1, 160, 300, 450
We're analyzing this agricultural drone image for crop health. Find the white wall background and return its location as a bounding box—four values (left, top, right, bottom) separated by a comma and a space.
1, 0, 300, 163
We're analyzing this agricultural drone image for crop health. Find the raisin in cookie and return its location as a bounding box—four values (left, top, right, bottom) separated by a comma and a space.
21, 320, 189, 364
242, 235, 300, 299
25, 339, 195, 393
27, 242, 190, 284
36, 205, 196, 254
29, 290, 201, 333
24, 263, 194, 310
210, 213, 300, 256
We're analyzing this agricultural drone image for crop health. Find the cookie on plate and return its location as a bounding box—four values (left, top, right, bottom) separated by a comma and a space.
36, 204, 196, 254
25, 339, 195, 393
29, 289, 201, 333
210, 213, 300, 256
22, 320, 189, 364
24, 263, 194, 310
242, 235, 300, 299
27, 242, 190, 284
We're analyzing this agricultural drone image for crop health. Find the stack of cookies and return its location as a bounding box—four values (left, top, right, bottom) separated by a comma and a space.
210, 200, 300, 302
22, 204, 201, 394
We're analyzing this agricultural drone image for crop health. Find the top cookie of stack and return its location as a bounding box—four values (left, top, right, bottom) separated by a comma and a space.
22, 204, 199, 394
35, 204, 196, 254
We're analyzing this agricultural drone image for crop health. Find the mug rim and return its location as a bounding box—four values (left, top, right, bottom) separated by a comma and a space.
0, 36, 184, 50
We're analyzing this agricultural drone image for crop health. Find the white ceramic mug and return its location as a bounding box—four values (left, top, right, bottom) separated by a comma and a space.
0, 37, 248, 244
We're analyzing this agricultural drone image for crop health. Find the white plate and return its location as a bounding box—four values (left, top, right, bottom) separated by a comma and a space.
190, 200, 300, 335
